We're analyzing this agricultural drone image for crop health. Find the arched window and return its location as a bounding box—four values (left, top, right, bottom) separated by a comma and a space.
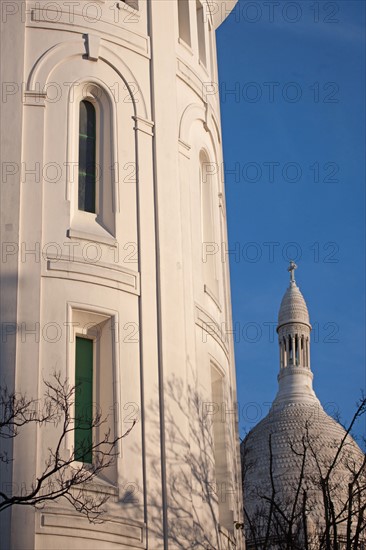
78, 100, 97, 213
68, 83, 116, 240
200, 152, 217, 293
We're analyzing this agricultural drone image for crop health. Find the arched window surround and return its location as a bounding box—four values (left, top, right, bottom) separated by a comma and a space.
199, 148, 219, 300
67, 80, 119, 243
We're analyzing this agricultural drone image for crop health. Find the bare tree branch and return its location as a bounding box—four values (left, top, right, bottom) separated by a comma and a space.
242, 397, 366, 550
0, 372, 136, 522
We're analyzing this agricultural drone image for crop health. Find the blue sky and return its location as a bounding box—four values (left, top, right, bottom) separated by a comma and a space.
216, 0, 365, 442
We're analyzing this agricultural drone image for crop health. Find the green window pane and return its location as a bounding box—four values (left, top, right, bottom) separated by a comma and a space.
78, 100, 96, 213
75, 337, 93, 463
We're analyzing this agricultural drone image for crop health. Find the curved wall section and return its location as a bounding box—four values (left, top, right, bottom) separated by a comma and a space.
1, 1, 243, 549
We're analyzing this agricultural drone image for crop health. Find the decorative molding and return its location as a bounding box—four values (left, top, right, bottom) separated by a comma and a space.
28, 8, 149, 59
101, 43, 148, 118
212, 111, 221, 144
177, 57, 216, 109
23, 91, 47, 107
179, 102, 206, 144
218, 192, 226, 217
177, 58, 204, 99
178, 101, 221, 161
36, 508, 146, 548
85, 34, 101, 61
278, 323, 311, 337
195, 303, 229, 359
27, 40, 148, 119
278, 366, 314, 380
204, 102, 212, 133
27, 40, 85, 91
178, 139, 191, 159
45, 254, 140, 295
133, 116, 154, 137
177, 59, 221, 146
67, 228, 117, 247
204, 283, 222, 312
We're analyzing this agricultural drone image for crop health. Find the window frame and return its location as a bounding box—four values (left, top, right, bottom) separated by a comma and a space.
178, 0, 192, 47
78, 98, 99, 215
199, 150, 219, 298
74, 335, 95, 464
66, 80, 118, 242
66, 305, 121, 479
196, 0, 207, 68
210, 362, 234, 531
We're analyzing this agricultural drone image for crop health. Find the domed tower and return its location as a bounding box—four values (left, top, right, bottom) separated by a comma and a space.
276, 261, 318, 406
0, 2, 243, 549
242, 264, 365, 549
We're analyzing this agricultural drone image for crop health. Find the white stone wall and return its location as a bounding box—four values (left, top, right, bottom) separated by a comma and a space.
0, 1, 243, 548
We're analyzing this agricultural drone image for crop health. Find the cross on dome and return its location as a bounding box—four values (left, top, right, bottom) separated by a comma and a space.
288, 261, 297, 285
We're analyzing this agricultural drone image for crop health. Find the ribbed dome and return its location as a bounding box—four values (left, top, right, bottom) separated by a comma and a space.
244, 402, 362, 482
242, 402, 364, 517
277, 282, 310, 327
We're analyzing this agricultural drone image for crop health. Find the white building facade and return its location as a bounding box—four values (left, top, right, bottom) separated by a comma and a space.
0, 1, 244, 548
